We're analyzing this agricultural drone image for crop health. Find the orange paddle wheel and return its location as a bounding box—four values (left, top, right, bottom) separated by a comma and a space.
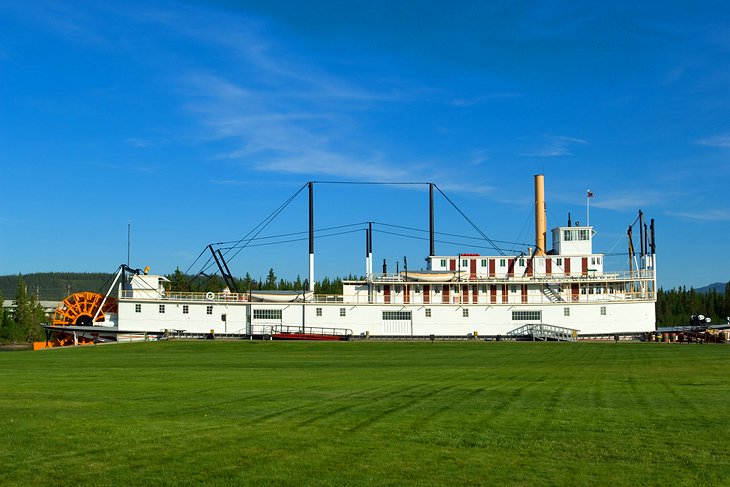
45, 292, 118, 346
52, 292, 118, 327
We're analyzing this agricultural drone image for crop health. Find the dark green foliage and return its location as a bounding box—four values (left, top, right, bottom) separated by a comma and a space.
0, 275, 45, 343
166, 267, 191, 292
161, 269, 353, 295
0, 272, 113, 301
656, 281, 730, 326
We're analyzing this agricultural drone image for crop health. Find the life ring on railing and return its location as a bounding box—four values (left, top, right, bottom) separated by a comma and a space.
205, 292, 215, 301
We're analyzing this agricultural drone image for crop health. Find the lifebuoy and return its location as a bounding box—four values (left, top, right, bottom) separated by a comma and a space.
205, 292, 215, 300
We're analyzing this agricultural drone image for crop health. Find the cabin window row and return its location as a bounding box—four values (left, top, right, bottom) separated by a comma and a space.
134, 304, 214, 315
253, 309, 282, 320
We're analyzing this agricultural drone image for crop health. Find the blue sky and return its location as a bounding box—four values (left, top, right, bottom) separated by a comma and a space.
1, 1, 729, 290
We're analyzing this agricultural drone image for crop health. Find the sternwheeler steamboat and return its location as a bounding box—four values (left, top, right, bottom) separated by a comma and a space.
44, 175, 657, 345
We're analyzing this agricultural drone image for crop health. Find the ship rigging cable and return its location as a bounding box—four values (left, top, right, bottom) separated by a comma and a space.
186, 180, 506, 278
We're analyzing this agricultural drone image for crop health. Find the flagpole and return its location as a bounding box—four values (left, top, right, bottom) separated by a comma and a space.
586, 190, 591, 227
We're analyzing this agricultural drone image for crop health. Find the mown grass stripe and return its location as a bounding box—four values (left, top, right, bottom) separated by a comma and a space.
1, 341, 728, 486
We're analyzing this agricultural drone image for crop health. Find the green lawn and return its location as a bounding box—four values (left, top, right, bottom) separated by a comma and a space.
1, 341, 728, 486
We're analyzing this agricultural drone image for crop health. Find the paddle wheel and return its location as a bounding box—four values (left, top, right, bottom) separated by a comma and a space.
53, 292, 117, 327
46, 292, 118, 346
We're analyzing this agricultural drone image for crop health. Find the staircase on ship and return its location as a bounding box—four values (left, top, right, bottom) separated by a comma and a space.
506, 323, 577, 342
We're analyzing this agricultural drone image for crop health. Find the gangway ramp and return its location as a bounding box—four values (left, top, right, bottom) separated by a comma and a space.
506, 323, 577, 342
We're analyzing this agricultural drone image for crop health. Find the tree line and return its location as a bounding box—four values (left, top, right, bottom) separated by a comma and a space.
165, 267, 354, 295
656, 282, 730, 327
0, 276, 46, 344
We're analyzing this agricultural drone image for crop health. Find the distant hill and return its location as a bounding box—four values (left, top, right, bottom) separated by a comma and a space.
696, 282, 729, 294
0, 272, 114, 302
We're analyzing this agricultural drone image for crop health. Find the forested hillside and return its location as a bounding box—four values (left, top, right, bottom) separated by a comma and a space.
0, 273, 114, 301
656, 283, 730, 327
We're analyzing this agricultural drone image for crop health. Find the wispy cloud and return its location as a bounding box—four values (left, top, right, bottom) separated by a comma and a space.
697, 134, 730, 147
589, 191, 670, 211
667, 209, 730, 222
451, 92, 524, 106
519, 135, 588, 157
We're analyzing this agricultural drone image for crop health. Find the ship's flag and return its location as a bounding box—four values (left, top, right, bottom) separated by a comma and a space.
587, 190, 594, 198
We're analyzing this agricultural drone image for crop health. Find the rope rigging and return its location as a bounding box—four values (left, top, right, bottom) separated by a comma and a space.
187, 180, 517, 279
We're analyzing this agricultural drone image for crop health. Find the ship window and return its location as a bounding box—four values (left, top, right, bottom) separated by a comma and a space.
600, 306, 607, 316
316, 307, 322, 317
519, 258, 525, 266
597, 257, 602, 264
135, 304, 141, 313
382, 311, 412, 320
591, 257, 596, 265
425, 308, 431, 318
159, 305, 165, 314
340, 308, 346, 317
499, 259, 506, 267
440, 259, 446, 267
253, 309, 282, 320
563, 230, 572, 241
462, 309, 469, 318
564, 307, 570, 317
579, 229, 590, 241
481, 259, 487, 267
462, 259, 468, 267
556, 258, 562, 266
480, 285, 487, 293
510, 285, 517, 293
206, 305, 213, 315
511, 310, 542, 321
183, 305, 189, 314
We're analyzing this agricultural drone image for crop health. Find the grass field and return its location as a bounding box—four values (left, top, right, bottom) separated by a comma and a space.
1, 341, 729, 486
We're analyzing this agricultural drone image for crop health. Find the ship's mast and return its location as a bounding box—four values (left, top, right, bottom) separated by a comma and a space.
308, 181, 314, 293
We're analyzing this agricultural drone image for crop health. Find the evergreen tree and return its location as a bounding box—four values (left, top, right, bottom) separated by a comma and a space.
0, 290, 5, 341
264, 268, 277, 290
25, 292, 45, 342
167, 267, 191, 292
241, 273, 254, 292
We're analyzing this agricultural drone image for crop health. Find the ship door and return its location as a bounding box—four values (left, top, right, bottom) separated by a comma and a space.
469, 259, 477, 280
571, 284, 580, 302
382, 311, 412, 336
582, 257, 588, 276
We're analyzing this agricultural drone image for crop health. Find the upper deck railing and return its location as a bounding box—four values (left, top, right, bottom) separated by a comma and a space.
355, 269, 655, 284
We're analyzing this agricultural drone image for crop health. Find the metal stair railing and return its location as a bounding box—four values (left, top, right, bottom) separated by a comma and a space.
542, 284, 564, 302
506, 323, 577, 342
